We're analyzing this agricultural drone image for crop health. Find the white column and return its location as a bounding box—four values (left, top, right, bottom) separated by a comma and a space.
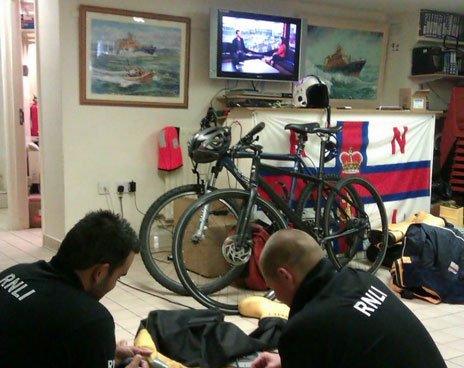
36, 0, 65, 245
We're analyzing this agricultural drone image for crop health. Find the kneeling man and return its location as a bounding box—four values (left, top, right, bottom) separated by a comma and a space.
252, 229, 446, 368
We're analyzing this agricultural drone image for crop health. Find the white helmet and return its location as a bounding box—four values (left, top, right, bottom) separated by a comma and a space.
292, 75, 330, 108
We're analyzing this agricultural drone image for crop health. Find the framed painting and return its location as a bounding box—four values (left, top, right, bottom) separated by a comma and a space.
79, 5, 190, 108
303, 17, 388, 107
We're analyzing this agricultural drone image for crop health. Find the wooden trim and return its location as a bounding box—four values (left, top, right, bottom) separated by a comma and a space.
78, 5, 86, 106
78, 5, 190, 108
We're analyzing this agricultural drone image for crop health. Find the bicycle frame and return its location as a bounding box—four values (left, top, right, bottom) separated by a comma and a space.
213, 132, 336, 244
192, 128, 350, 246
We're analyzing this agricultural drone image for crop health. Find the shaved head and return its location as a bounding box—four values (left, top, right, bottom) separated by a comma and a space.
260, 229, 324, 282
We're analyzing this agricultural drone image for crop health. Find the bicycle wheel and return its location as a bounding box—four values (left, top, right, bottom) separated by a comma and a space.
173, 188, 287, 314
139, 184, 214, 295
296, 174, 341, 231
323, 176, 388, 274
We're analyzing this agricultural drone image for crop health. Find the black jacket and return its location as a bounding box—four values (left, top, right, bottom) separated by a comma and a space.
141, 309, 285, 368
0, 257, 116, 367
278, 259, 446, 368
231, 37, 249, 54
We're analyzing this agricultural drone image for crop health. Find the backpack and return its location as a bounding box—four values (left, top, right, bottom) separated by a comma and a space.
244, 223, 270, 291
241, 223, 270, 290
390, 223, 464, 304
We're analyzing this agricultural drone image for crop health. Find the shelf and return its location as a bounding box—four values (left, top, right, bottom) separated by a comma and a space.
21, 29, 35, 45
417, 36, 464, 47
409, 73, 464, 84
220, 94, 292, 101
216, 115, 227, 124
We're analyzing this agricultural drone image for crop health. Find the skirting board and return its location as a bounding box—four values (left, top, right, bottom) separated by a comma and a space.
43, 233, 61, 251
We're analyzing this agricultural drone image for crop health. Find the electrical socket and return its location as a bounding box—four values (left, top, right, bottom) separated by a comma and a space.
98, 182, 110, 195
116, 181, 131, 194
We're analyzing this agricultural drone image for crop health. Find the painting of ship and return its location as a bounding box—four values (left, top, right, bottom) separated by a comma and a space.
114, 32, 157, 56
322, 45, 366, 77
88, 14, 186, 104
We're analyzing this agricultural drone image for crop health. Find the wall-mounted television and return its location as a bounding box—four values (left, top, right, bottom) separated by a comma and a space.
210, 9, 303, 82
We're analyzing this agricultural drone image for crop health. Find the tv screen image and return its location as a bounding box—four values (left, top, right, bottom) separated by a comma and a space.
213, 10, 302, 81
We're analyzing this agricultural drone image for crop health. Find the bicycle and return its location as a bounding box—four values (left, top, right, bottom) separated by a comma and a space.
139, 119, 344, 295
172, 122, 388, 313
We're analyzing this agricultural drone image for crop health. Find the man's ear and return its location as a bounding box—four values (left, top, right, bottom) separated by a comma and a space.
91, 263, 110, 283
277, 266, 294, 283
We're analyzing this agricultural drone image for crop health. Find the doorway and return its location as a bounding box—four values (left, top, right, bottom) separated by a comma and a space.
0, 0, 37, 232
21, 0, 42, 231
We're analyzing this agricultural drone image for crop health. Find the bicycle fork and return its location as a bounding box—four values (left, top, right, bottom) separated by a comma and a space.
233, 151, 261, 256
192, 173, 217, 243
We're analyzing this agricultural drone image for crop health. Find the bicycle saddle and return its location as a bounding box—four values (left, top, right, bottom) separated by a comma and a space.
284, 123, 341, 135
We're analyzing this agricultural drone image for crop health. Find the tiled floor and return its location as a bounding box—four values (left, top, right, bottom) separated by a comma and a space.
1, 229, 464, 367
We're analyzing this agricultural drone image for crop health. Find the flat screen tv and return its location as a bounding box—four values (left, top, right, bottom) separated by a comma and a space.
210, 9, 303, 82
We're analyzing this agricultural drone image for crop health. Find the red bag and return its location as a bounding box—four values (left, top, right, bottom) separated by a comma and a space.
245, 224, 270, 291
30, 98, 39, 137
158, 126, 183, 171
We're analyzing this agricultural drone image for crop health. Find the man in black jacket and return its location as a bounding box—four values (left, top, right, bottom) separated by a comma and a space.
0, 210, 150, 368
231, 30, 252, 69
252, 229, 446, 368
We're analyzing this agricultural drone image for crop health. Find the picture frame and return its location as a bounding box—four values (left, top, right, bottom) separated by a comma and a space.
302, 16, 389, 108
79, 5, 190, 108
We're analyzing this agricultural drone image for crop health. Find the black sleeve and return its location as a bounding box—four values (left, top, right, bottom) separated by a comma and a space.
55, 317, 116, 368
242, 40, 253, 53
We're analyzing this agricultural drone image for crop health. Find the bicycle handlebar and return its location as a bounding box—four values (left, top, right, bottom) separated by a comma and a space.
239, 122, 265, 145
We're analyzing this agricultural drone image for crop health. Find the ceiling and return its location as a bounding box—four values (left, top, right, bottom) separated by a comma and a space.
300, 0, 464, 15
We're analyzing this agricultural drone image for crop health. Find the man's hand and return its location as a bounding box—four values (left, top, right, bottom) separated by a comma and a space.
125, 354, 149, 368
116, 340, 152, 362
251, 352, 281, 368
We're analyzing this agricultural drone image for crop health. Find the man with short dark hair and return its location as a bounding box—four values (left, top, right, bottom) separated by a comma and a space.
0, 210, 150, 368
231, 29, 251, 69
252, 229, 446, 368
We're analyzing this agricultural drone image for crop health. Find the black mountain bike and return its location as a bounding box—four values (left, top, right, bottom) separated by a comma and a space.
139, 120, 338, 295
172, 122, 388, 313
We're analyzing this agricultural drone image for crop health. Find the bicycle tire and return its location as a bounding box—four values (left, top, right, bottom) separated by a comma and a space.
296, 174, 341, 229
139, 184, 215, 295
323, 176, 388, 274
173, 188, 287, 314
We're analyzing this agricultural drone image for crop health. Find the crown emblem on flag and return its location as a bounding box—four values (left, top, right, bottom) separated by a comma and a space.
340, 147, 363, 174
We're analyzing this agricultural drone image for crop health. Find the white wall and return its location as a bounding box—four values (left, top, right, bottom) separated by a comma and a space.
36, 0, 65, 243
383, 11, 454, 111
40, 0, 444, 241
0, 33, 6, 192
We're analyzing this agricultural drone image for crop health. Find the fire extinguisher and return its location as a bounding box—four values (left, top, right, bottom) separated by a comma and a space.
30, 96, 39, 137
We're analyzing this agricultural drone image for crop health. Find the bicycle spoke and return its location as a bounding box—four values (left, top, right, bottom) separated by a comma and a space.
324, 177, 388, 274
139, 185, 210, 295
173, 189, 287, 313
